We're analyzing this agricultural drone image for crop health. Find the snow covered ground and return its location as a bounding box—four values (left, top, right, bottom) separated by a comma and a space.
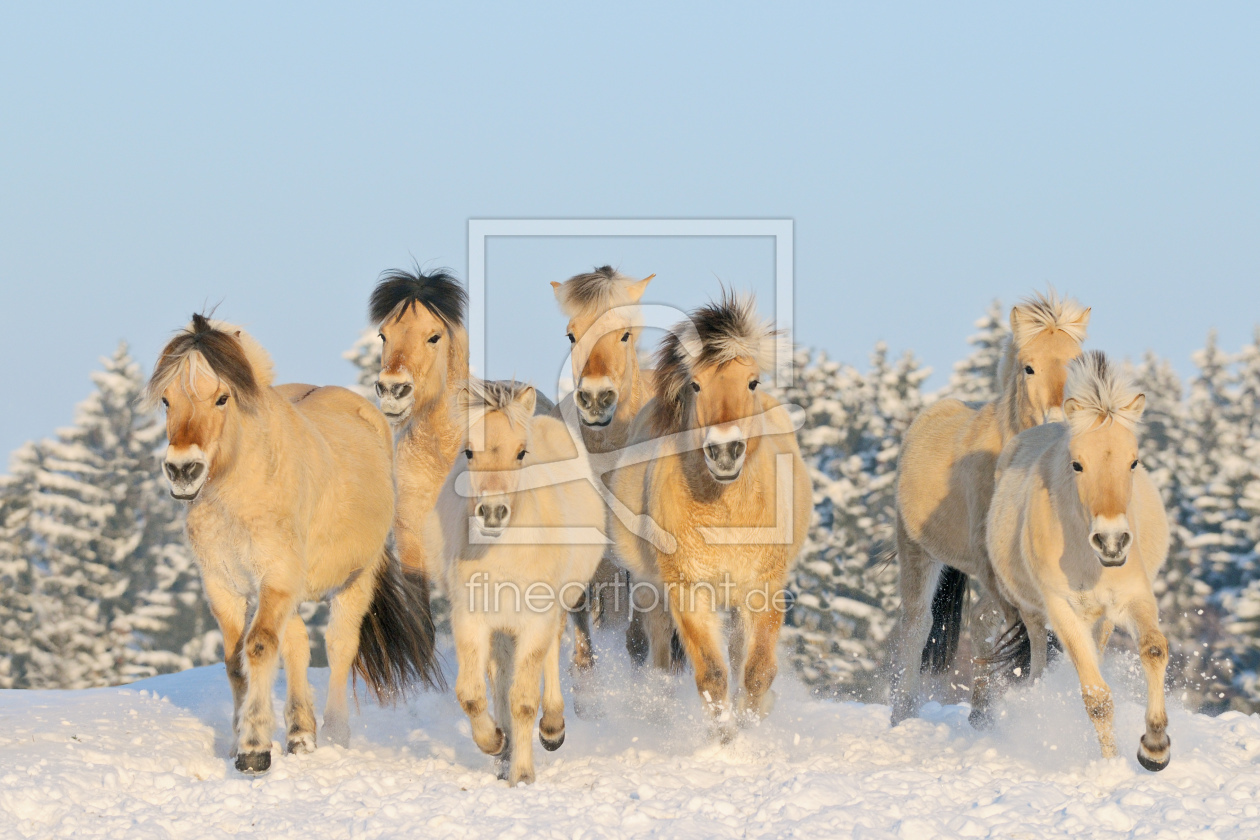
2, 632, 1259, 839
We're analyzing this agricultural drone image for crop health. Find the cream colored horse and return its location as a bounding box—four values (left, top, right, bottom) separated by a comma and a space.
145, 315, 441, 775
610, 292, 810, 736
371, 268, 470, 578
551, 266, 658, 668
892, 291, 1089, 726
987, 351, 1171, 770
434, 380, 605, 785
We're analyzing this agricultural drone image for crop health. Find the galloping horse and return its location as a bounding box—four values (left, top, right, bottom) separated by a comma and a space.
611, 291, 810, 736
145, 315, 441, 775
891, 291, 1089, 726
987, 351, 1171, 770
435, 380, 605, 785
551, 266, 657, 668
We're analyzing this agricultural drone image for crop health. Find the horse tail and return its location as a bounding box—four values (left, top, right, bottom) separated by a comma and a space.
354, 549, 446, 701
919, 565, 968, 675
980, 619, 1061, 684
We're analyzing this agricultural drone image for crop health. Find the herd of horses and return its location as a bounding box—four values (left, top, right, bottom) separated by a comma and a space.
143, 268, 1172, 783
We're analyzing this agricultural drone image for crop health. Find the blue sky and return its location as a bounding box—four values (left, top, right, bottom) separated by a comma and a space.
2, 4, 1258, 460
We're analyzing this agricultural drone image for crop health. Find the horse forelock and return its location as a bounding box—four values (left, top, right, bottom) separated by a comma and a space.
1012, 289, 1089, 349
1066, 350, 1144, 435
370, 267, 467, 329
144, 315, 268, 412
556, 266, 639, 319
456, 379, 534, 437
649, 290, 782, 434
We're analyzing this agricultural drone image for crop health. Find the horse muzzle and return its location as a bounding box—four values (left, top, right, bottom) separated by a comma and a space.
703, 427, 747, 484
375, 378, 415, 424
164, 455, 208, 501
474, 499, 512, 538
574, 384, 617, 427
1090, 520, 1132, 567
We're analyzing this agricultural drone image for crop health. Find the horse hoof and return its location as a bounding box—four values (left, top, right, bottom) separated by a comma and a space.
539, 728, 565, 751
968, 706, 994, 730
235, 750, 272, 775
510, 769, 536, 786
287, 732, 316, 755
1138, 734, 1170, 772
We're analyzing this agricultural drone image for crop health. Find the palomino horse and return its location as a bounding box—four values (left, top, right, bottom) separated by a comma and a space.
987, 351, 1171, 770
372, 267, 554, 578
610, 291, 810, 736
551, 266, 658, 669
434, 380, 605, 785
145, 315, 441, 775
891, 290, 1089, 726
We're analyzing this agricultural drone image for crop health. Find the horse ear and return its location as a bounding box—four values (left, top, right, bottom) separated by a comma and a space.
1063, 397, 1082, 417
514, 386, 537, 415
627, 273, 655, 302
1071, 307, 1091, 330
1009, 306, 1025, 336
550, 281, 563, 300
1123, 393, 1146, 416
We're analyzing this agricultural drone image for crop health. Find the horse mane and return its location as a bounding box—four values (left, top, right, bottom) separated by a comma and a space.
1065, 350, 1144, 434
143, 314, 272, 413
369, 266, 467, 329
650, 290, 781, 434
554, 266, 639, 319
997, 288, 1089, 386
455, 379, 534, 435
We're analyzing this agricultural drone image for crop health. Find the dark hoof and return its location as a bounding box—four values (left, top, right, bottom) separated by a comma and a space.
539, 728, 565, 751
235, 750, 272, 775
889, 704, 915, 727
1138, 734, 1170, 772
968, 706, 994, 730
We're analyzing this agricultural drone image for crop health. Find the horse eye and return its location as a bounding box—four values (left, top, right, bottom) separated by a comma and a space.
691, 382, 701, 393
161, 397, 169, 407
517, 449, 527, 461
216, 394, 229, 406
567, 333, 576, 344
1024, 365, 1035, 375
749, 380, 759, 391
1131, 459, 1139, 470
378, 333, 386, 343
621, 331, 631, 342
428, 334, 441, 344
1072, 461, 1083, 473
464, 449, 473, 460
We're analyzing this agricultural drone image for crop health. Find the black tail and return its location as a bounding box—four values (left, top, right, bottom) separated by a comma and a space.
354, 550, 446, 702
920, 566, 968, 675
979, 619, 1061, 684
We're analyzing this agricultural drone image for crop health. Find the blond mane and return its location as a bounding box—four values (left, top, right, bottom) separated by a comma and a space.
651, 290, 782, 434
1065, 350, 1144, 435
456, 379, 535, 435
554, 266, 642, 320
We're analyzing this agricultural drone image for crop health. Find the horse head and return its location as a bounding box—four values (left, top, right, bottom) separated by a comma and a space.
456, 380, 538, 537
1008, 290, 1091, 427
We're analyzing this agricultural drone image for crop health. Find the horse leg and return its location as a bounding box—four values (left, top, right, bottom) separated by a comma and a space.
1129, 598, 1170, 771
452, 616, 502, 759
890, 518, 940, 726
490, 633, 514, 780
203, 575, 247, 753
647, 599, 679, 672
1045, 597, 1117, 759
1094, 617, 1115, 661
728, 608, 748, 709
321, 565, 376, 748
570, 588, 595, 672
625, 577, 657, 666
671, 592, 730, 740
967, 586, 1009, 727
1027, 612, 1049, 680
280, 614, 316, 755
235, 582, 300, 774
506, 626, 550, 785
738, 601, 785, 722
539, 619, 566, 751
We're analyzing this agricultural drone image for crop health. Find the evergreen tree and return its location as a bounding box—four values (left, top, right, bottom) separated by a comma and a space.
344, 327, 383, 399
0, 444, 42, 688
946, 299, 1007, 403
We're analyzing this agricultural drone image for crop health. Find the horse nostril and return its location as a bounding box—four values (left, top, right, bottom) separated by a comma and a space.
1090, 532, 1105, 553
731, 440, 746, 460
706, 444, 721, 461
494, 505, 509, 521
476, 504, 489, 520
375, 381, 387, 398
1117, 532, 1131, 552
576, 390, 592, 409
165, 462, 179, 481
393, 383, 412, 399
598, 389, 616, 409
185, 462, 204, 483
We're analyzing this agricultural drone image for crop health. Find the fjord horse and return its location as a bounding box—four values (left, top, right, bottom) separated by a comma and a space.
987, 351, 1171, 770
146, 315, 441, 774
891, 291, 1089, 726
435, 380, 605, 785
610, 291, 810, 737
551, 266, 657, 669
